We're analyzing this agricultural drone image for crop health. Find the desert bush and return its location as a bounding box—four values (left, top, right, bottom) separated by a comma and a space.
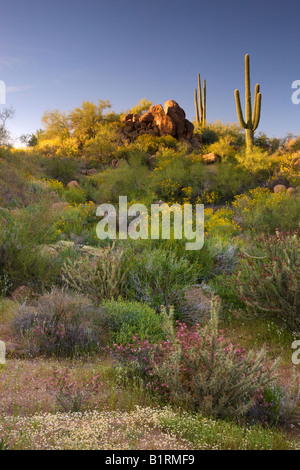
232, 187, 300, 234
47, 369, 102, 412
231, 230, 300, 332
14, 288, 101, 357
236, 147, 278, 177
64, 186, 87, 205
83, 124, 121, 164
55, 201, 98, 241
134, 134, 178, 154
209, 163, 256, 202
42, 156, 81, 184
0, 205, 60, 291
110, 303, 278, 419
62, 243, 127, 301
153, 304, 278, 419
205, 207, 241, 240
125, 248, 198, 312
92, 160, 151, 203
99, 298, 164, 345
205, 136, 238, 163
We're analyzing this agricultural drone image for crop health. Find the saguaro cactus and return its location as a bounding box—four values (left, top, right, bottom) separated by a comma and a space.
235, 54, 261, 152
195, 73, 206, 127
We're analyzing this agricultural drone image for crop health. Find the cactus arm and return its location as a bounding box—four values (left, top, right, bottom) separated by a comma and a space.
245, 54, 252, 126
252, 92, 261, 131
252, 84, 260, 123
194, 89, 200, 124
235, 89, 247, 128
198, 73, 203, 123
203, 79, 206, 126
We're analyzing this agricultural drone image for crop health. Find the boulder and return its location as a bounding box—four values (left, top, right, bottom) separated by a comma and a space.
202, 152, 221, 164
164, 100, 186, 138
12, 286, 34, 302
273, 184, 287, 193
86, 168, 97, 175
121, 113, 133, 123
185, 119, 194, 139
139, 112, 154, 124
51, 202, 69, 212
67, 180, 80, 189
148, 104, 176, 136
286, 187, 297, 196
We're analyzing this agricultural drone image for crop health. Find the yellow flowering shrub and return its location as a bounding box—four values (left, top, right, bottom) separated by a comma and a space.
204, 207, 241, 239
56, 201, 98, 238
233, 187, 300, 233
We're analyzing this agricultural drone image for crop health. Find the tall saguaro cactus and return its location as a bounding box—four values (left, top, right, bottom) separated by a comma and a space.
235, 54, 261, 152
195, 73, 206, 127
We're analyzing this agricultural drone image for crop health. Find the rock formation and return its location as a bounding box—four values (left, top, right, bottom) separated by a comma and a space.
121, 100, 201, 148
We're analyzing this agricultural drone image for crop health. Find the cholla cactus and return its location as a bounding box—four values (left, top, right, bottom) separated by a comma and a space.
62, 243, 127, 301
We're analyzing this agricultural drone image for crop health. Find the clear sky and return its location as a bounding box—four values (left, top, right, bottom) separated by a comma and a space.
0, 0, 300, 143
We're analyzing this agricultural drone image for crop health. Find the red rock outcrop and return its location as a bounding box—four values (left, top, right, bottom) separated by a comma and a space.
120, 100, 200, 148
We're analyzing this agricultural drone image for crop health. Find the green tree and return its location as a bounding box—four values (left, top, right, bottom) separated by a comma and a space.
41, 110, 70, 139
129, 98, 152, 115
69, 99, 111, 146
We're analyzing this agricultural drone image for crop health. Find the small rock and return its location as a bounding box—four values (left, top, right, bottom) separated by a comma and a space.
12, 286, 33, 302
273, 184, 287, 193
202, 152, 221, 164
86, 168, 97, 175
286, 187, 297, 195
121, 113, 133, 123
67, 180, 80, 189
139, 112, 154, 124
51, 202, 69, 212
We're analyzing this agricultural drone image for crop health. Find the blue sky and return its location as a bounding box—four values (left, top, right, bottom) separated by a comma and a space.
0, 0, 300, 142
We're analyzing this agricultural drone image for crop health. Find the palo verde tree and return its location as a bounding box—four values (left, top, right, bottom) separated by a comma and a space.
235, 54, 261, 152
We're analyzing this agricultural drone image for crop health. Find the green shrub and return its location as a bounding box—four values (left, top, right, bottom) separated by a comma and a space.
209, 163, 256, 202
205, 136, 237, 163
125, 248, 198, 312
83, 124, 120, 164
62, 243, 127, 301
92, 160, 151, 203
13, 288, 101, 357
42, 156, 80, 184
233, 187, 300, 234
99, 298, 164, 345
0, 205, 60, 291
231, 230, 300, 332
153, 304, 278, 419
64, 187, 87, 205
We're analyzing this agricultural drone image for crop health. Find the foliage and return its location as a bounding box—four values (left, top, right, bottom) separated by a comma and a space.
83, 123, 121, 164
231, 230, 300, 332
14, 288, 101, 357
42, 156, 81, 184
0, 204, 60, 291
129, 98, 153, 115
205, 136, 238, 163
153, 304, 278, 419
91, 159, 151, 203
62, 243, 127, 301
125, 247, 198, 312
47, 369, 102, 412
110, 303, 278, 419
232, 187, 300, 234
56, 201, 98, 240
99, 298, 164, 345
0, 106, 15, 146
